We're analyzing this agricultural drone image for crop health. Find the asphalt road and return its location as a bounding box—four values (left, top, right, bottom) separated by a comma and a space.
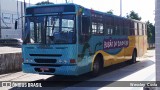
0, 49, 155, 90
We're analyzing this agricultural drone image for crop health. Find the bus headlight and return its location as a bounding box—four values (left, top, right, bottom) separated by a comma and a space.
58, 60, 67, 64
26, 59, 29, 63
63, 60, 67, 64
59, 60, 62, 63
30, 59, 33, 62
25, 59, 33, 63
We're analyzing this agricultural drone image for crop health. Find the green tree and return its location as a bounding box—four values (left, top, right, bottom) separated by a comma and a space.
36, 1, 54, 5
126, 10, 141, 20
107, 10, 114, 15
146, 21, 155, 43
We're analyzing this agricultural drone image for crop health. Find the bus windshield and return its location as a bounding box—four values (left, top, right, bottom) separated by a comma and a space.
24, 15, 76, 44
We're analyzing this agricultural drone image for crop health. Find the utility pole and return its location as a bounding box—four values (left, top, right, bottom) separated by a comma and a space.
65, 0, 68, 3
120, 0, 122, 16
17, 0, 19, 29
24, 0, 26, 14
156, 0, 160, 89
21, 0, 26, 40
0, 0, 1, 38
47, 0, 49, 4
29, 0, 30, 6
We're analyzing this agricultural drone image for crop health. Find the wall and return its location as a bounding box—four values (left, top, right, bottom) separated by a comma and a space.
156, 0, 160, 79
0, 53, 22, 74
156, 0, 160, 90
0, 0, 23, 39
0, 0, 32, 39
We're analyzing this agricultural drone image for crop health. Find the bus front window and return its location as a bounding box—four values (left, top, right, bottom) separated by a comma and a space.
24, 15, 76, 44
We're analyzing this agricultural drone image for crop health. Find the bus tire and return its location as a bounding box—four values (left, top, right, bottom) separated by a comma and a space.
127, 50, 136, 64
91, 56, 102, 76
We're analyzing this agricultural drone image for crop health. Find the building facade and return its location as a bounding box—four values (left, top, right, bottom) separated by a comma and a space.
0, 0, 30, 39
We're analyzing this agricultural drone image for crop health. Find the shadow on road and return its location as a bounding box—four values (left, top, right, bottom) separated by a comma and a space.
10, 59, 154, 90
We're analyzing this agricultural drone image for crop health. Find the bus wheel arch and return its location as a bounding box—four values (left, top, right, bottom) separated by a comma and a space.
91, 53, 104, 76
126, 48, 137, 64
134, 48, 137, 57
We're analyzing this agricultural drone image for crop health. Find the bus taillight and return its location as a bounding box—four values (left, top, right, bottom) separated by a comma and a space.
70, 59, 76, 63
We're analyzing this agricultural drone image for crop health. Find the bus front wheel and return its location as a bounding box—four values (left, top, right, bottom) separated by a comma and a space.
92, 57, 102, 76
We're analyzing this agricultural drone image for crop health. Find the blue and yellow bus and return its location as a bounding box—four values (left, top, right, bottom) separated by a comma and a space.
21, 3, 147, 76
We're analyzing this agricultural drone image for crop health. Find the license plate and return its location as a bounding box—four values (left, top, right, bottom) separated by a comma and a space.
40, 68, 49, 71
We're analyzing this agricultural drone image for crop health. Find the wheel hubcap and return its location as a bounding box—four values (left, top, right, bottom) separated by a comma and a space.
93, 61, 99, 72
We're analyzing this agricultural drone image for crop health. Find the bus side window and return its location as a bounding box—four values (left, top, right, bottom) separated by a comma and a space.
113, 17, 118, 35
91, 22, 96, 34
123, 19, 128, 35
127, 20, 130, 35
105, 16, 113, 35
139, 23, 143, 35
142, 24, 145, 35
143, 24, 147, 35
130, 21, 134, 35
119, 19, 123, 35
145, 24, 147, 35
134, 22, 138, 35
97, 23, 104, 34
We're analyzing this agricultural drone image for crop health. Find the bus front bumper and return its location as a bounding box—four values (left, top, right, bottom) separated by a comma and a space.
22, 63, 80, 76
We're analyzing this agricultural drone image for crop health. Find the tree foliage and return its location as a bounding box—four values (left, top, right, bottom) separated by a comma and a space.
126, 10, 141, 20
106, 10, 114, 15
146, 21, 155, 43
36, 1, 54, 5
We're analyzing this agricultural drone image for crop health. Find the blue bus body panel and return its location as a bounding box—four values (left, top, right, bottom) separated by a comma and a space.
22, 3, 146, 76
22, 44, 92, 75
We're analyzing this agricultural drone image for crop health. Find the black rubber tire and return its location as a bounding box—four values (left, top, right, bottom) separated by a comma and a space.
126, 50, 136, 64
91, 57, 102, 76
131, 51, 136, 63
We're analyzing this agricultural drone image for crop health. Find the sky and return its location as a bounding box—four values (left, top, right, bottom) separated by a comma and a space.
19, 0, 155, 23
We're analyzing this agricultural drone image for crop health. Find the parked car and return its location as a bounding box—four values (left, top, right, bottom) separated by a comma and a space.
0, 38, 23, 47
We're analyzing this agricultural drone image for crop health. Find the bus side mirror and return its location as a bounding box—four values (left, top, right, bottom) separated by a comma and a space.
15, 21, 18, 30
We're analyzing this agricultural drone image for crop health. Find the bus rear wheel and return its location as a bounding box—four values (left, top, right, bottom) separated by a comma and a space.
127, 50, 136, 64
92, 57, 102, 76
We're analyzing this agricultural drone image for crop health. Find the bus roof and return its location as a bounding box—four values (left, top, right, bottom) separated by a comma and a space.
26, 3, 146, 24
26, 3, 76, 9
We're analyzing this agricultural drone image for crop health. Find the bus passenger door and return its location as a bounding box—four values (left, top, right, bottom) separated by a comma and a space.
79, 16, 91, 44
78, 15, 91, 54
77, 15, 92, 74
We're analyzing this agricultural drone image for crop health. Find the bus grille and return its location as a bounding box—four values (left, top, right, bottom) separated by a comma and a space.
34, 59, 57, 63
31, 64, 62, 67
30, 54, 62, 57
